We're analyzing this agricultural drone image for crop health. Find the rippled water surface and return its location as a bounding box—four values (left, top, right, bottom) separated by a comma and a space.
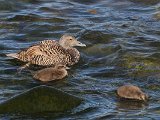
0, 0, 160, 119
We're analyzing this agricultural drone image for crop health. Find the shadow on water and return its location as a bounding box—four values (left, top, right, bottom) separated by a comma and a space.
116, 99, 148, 110
0, 0, 160, 119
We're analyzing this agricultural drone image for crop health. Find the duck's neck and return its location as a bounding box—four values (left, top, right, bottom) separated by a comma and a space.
59, 40, 70, 49
58, 40, 80, 65
67, 48, 80, 65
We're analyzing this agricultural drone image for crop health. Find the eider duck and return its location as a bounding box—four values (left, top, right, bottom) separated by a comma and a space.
117, 85, 148, 101
6, 34, 86, 70
31, 64, 69, 82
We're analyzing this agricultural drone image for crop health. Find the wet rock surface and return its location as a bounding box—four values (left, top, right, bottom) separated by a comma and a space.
0, 85, 82, 114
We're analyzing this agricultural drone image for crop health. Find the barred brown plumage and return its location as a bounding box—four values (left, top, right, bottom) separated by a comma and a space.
6, 34, 86, 71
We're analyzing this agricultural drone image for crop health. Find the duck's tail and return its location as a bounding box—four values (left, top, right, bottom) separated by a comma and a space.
6, 53, 18, 59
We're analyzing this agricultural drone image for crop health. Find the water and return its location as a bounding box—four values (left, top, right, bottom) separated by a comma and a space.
0, 0, 160, 119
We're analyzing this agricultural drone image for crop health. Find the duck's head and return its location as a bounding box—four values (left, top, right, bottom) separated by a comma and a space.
55, 64, 70, 76
137, 92, 148, 101
55, 64, 70, 70
59, 34, 86, 49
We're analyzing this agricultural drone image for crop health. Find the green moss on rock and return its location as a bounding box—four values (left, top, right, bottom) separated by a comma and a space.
119, 54, 160, 77
0, 85, 82, 114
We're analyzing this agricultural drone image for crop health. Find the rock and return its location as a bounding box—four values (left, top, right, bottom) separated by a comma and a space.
117, 85, 148, 101
0, 85, 82, 114
118, 54, 160, 77
153, 12, 160, 20
129, 0, 160, 5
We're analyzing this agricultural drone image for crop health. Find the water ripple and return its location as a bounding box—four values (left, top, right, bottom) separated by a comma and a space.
0, 0, 160, 119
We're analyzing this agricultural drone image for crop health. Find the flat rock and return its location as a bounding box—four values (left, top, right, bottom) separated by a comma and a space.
0, 85, 82, 114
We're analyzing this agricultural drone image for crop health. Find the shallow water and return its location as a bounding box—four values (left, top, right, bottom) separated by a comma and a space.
0, 0, 160, 119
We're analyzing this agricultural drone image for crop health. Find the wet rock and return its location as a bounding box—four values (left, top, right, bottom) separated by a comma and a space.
0, 1, 25, 11
0, 85, 82, 114
118, 54, 160, 77
129, 0, 160, 5
117, 85, 148, 101
153, 12, 160, 20
80, 31, 113, 45
84, 43, 121, 57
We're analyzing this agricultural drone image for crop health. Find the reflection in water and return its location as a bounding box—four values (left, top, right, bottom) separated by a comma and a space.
116, 99, 148, 110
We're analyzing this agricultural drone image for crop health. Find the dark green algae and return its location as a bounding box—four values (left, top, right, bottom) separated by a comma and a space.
0, 85, 82, 114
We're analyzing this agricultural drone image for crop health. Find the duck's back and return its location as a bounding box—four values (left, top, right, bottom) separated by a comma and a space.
29, 43, 71, 66
8, 39, 80, 66
33, 67, 65, 81
29, 42, 80, 66
33, 67, 54, 81
18, 45, 43, 62
18, 40, 68, 65
17, 40, 57, 62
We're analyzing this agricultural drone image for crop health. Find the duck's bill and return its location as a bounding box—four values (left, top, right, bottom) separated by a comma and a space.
77, 41, 86, 47
66, 66, 70, 69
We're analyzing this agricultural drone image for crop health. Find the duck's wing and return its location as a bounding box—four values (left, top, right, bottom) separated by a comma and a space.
18, 40, 66, 64
30, 43, 72, 66
23, 40, 57, 56
17, 45, 45, 62
39, 42, 68, 58
50, 70, 64, 80
7, 40, 57, 62
6, 39, 73, 66
30, 54, 59, 66
39, 44, 80, 66
6, 45, 42, 62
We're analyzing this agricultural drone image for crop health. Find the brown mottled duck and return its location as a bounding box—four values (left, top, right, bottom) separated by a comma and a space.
6, 34, 86, 71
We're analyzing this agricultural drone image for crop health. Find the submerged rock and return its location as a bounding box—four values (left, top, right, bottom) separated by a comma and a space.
129, 0, 160, 5
0, 85, 82, 114
118, 54, 160, 77
117, 85, 148, 101
153, 12, 160, 20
